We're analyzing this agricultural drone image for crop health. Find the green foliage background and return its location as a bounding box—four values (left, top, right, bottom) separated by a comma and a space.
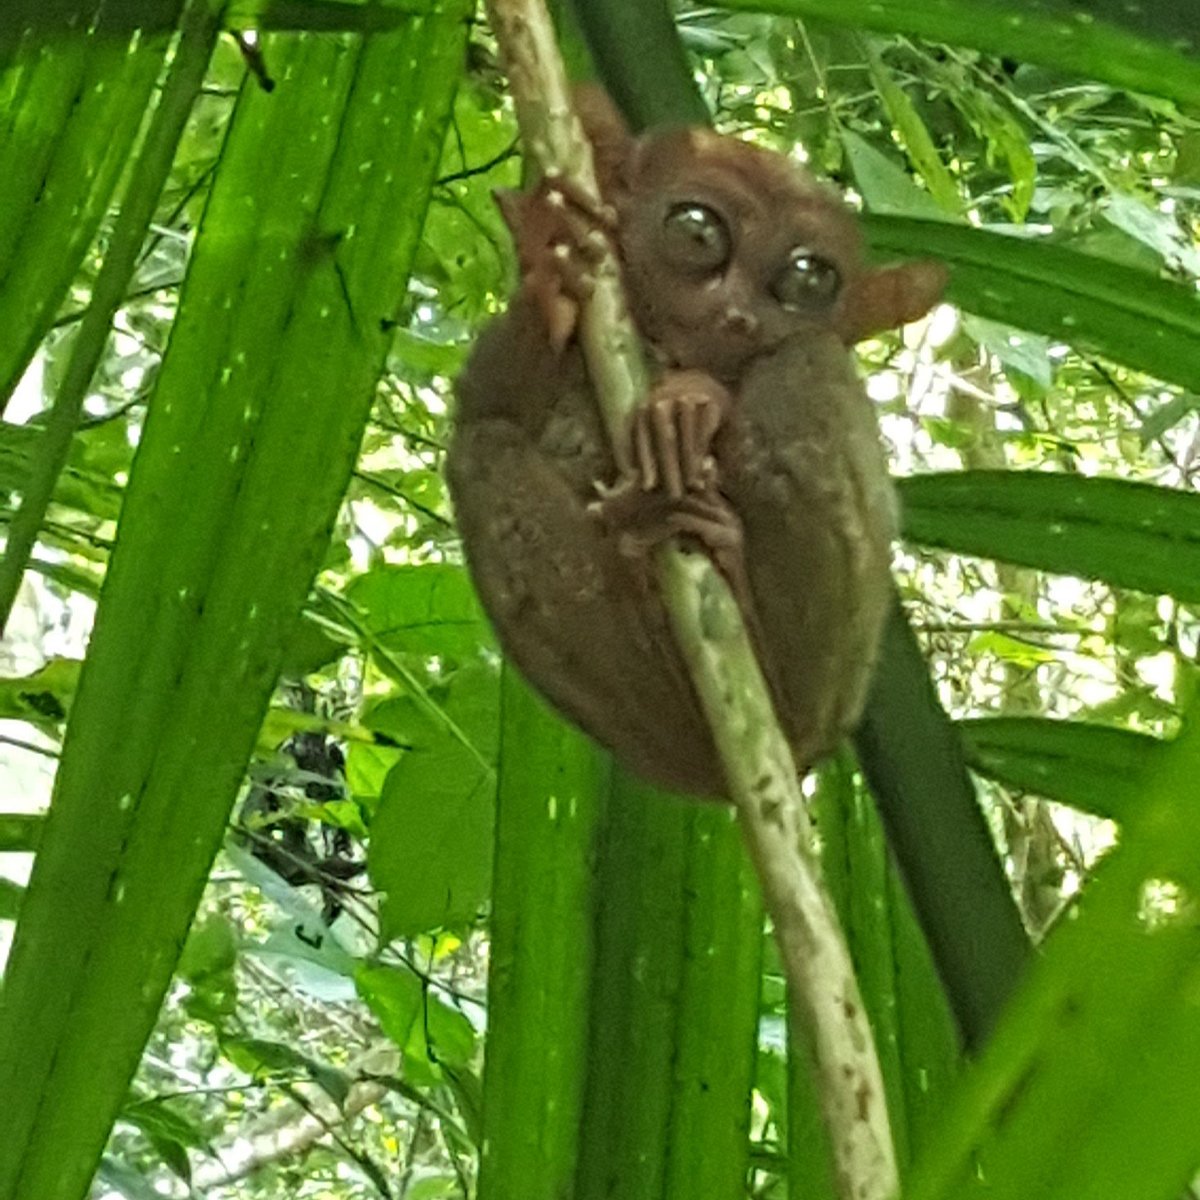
0, 1, 1199, 1198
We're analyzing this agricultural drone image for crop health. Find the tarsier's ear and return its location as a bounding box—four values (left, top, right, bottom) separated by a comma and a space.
836, 260, 950, 344
573, 82, 635, 198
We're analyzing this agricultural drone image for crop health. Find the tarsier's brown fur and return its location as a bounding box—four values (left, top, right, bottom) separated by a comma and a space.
448, 89, 947, 797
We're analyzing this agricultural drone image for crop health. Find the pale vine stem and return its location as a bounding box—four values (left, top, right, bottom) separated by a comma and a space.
480, 3, 899, 1198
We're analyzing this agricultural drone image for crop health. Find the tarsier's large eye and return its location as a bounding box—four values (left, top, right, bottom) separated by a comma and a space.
661, 202, 731, 272
771, 249, 841, 310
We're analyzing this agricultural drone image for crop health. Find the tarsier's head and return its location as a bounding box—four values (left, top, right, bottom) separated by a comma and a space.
580, 89, 948, 382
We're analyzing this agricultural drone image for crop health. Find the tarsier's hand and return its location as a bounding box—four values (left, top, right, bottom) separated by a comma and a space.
627, 369, 728, 499
495, 176, 617, 352
592, 370, 744, 576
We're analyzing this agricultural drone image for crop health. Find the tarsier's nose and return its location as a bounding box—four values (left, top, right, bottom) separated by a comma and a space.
721, 306, 759, 336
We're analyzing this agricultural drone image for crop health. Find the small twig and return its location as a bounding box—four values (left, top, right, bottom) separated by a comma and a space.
353, 468, 453, 528
0, 734, 59, 761
482, 3, 899, 1197
436, 137, 521, 186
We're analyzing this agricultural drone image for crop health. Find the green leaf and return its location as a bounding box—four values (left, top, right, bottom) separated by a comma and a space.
1102, 192, 1200, 276
0, 6, 469, 1195
576, 772, 763, 1200
2, 1, 181, 41
219, 1035, 350, 1104
407, 1178, 461, 1200
369, 664, 498, 939
842, 130, 947, 219
563, 0, 709, 131
909, 706, 1200, 1200
855, 599, 1030, 1052
5, 0, 443, 39
865, 216, 1200, 394
119, 1096, 207, 1153
277, 614, 346, 677
0, 879, 23, 921
1139, 393, 1200, 444
221, 1036, 309, 1077
959, 717, 1167, 821
478, 666, 763, 1200
0, 421, 125, 528
711, 0, 1200, 108
968, 630, 1055, 669
346, 563, 495, 660
0, 814, 42, 853
0, 5, 169, 406
176, 914, 238, 982
346, 703, 407, 802
946, 86, 1036, 222
94, 1156, 173, 1199
387, 327, 469, 381
0, 658, 78, 729
228, 842, 359, 986
0, 0, 219, 627
810, 759, 960, 1175
961, 314, 1052, 389
478, 668, 609, 1200
898, 471, 1200, 602
862, 43, 961, 214
355, 964, 476, 1084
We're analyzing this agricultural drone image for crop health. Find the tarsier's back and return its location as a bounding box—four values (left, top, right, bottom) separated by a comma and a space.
448, 93, 946, 798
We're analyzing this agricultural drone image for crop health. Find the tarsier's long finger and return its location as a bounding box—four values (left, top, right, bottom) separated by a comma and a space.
543, 292, 579, 355
578, 226, 613, 265
678, 397, 721, 491
696, 393, 720, 453
544, 175, 620, 232
682, 491, 736, 521
551, 242, 597, 298
652, 401, 685, 500
677, 398, 702, 491
667, 511, 741, 549
669, 493, 743, 547
633, 409, 657, 491
696, 397, 723, 476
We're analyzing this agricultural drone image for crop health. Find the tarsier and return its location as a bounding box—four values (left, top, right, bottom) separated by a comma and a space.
448, 89, 947, 798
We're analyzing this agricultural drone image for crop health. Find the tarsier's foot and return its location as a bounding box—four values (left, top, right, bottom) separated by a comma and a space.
593, 488, 742, 554
495, 177, 618, 351
592, 487, 751, 616
662, 492, 742, 550
666, 494, 753, 612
